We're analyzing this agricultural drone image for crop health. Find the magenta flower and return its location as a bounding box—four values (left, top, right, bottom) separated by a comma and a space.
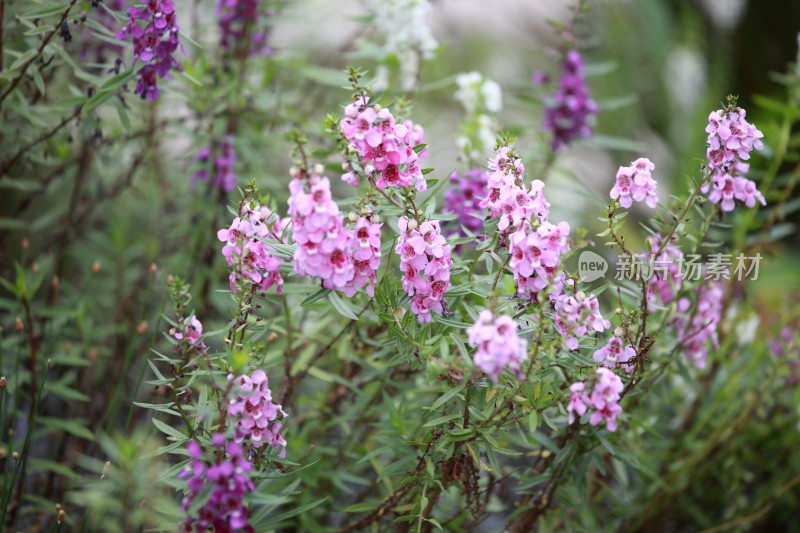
443, 169, 488, 241
702, 106, 765, 211
508, 220, 571, 302
610, 157, 659, 208
217, 0, 272, 57
180, 437, 255, 532
117, 0, 184, 100
193, 135, 236, 192
541, 50, 599, 151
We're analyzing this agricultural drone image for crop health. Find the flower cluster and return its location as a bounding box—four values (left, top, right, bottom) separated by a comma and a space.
553, 290, 611, 350
218, 203, 288, 293
364, 0, 438, 91
340, 97, 427, 191
443, 169, 489, 240
172, 315, 206, 349
193, 135, 236, 192
508, 220, 571, 301
567, 368, 624, 432
467, 310, 528, 381
288, 171, 382, 296
480, 146, 549, 231
675, 281, 725, 369
396, 216, 452, 322
593, 336, 635, 373
227, 370, 288, 458
180, 437, 255, 533
610, 157, 659, 209
541, 50, 599, 151
117, 0, 184, 100
217, 0, 271, 56
702, 106, 766, 211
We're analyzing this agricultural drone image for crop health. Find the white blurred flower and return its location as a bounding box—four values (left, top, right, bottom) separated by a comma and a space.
699, 0, 746, 30
365, 0, 438, 91
454, 71, 503, 114
664, 46, 707, 110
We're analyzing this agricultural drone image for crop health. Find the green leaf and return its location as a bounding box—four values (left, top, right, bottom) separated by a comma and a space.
301, 287, 331, 306
431, 382, 466, 411
38, 417, 96, 442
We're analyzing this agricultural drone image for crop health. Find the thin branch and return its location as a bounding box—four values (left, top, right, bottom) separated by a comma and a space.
0, 0, 79, 109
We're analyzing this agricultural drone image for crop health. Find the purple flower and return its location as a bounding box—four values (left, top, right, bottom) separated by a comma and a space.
117, 0, 184, 100
443, 169, 488, 241
217, 0, 273, 57
193, 135, 236, 192
674, 281, 725, 369
541, 50, 599, 151
702, 106, 765, 211
179, 438, 255, 533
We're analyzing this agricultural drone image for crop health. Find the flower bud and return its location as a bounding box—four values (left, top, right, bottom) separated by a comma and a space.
15, 317, 23, 332
407, 219, 418, 231
267, 332, 278, 343
149, 262, 158, 273
57, 509, 66, 524
348, 212, 358, 223
0, 376, 6, 389
0, 448, 6, 459
31, 263, 40, 273
341, 161, 350, 171
614, 326, 624, 337
166, 275, 174, 286
12, 452, 19, 460
137, 321, 148, 335
313, 163, 324, 175
289, 166, 300, 178
92, 261, 101, 273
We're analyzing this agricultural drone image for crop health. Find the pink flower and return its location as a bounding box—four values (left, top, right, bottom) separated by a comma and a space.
568, 368, 624, 431
173, 315, 206, 348
702, 106, 766, 212
395, 216, 452, 322
508, 220, 570, 301
467, 310, 528, 381
340, 96, 428, 191
218, 203, 288, 294
227, 370, 288, 458
610, 157, 659, 208
567, 382, 588, 424
553, 290, 610, 350
593, 336, 635, 373
674, 280, 725, 369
